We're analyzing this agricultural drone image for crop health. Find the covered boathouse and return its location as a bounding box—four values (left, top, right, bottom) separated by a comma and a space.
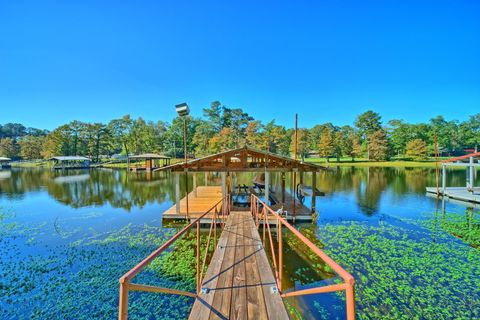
127, 153, 171, 172
156, 146, 327, 222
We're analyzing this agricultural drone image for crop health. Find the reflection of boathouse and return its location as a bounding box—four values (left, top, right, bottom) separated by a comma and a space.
0, 157, 11, 169
128, 153, 171, 172
157, 146, 326, 222
50, 156, 91, 170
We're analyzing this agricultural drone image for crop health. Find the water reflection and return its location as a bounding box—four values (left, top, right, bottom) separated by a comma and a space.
0, 167, 476, 216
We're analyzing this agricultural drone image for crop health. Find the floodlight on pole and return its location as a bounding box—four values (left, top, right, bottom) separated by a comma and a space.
176, 102, 190, 218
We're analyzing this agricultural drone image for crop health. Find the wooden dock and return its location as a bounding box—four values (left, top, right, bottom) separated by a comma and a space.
189, 211, 289, 319
164, 185, 314, 222
163, 186, 224, 220
426, 187, 480, 204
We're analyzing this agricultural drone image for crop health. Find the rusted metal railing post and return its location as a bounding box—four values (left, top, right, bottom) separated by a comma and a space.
118, 280, 129, 320
262, 207, 266, 242
278, 218, 282, 292
214, 208, 217, 246
196, 220, 200, 294
346, 282, 356, 320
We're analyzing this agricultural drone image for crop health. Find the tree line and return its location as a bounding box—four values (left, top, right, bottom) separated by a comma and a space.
1, 101, 479, 162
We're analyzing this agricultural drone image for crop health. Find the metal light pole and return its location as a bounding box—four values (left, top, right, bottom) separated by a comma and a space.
176, 103, 190, 218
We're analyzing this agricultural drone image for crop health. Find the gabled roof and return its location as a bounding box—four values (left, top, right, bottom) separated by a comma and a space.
154, 146, 326, 172
50, 156, 91, 161
128, 153, 171, 159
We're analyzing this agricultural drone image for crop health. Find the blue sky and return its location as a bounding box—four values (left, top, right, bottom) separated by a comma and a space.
0, 1, 479, 130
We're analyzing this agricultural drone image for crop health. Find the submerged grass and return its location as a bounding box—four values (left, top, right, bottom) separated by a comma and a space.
0, 219, 202, 319
316, 220, 480, 319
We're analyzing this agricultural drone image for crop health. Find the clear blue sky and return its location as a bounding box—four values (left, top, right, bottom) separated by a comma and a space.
1, 1, 479, 130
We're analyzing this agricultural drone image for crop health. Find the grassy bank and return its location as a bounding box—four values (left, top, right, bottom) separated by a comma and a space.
305, 158, 441, 168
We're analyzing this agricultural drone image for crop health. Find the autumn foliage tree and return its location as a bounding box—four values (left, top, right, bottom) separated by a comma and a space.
405, 139, 428, 160
318, 128, 335, 162
368, 130, 389, 161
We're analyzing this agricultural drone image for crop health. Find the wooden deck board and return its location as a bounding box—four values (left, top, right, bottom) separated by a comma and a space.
189, 211, 288, 320
426, 187, 480, 203
163, 186, 223, 218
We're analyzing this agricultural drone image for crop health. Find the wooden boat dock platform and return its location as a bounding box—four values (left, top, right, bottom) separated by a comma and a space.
189, 211, 288, 319
426, 187, 480, 204
163, 186, 314, 223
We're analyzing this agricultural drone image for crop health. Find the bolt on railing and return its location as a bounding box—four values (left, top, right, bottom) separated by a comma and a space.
118, 194, 230, 320
250, 194, 356, 320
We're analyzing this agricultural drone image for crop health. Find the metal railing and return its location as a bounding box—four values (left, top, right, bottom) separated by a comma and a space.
250, 194, 356, 320
118, 194, 230, 320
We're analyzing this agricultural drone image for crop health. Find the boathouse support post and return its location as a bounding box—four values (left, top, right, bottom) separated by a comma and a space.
311, 171, 316, 213
221, 172, 227, 214
265, 172, 270, 205
469, 156, 474, 192
193, 173, 197, 197
442, 164, 446, 194
204, 172, 208, 186
175, 172, 180, 215
281, 172, 286, 206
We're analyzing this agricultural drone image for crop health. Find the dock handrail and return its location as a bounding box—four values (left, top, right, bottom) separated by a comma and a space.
118, 194, 230, 320
250, 194, 356, 320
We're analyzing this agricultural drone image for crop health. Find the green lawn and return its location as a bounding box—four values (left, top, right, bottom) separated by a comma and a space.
304, 157, 441, 167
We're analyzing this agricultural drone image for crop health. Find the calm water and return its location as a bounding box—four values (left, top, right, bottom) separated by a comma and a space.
1, 167, 479, 319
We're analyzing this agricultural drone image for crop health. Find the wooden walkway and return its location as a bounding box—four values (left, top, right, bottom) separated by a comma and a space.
189, 211, 289, 320
426, 187, 480, 204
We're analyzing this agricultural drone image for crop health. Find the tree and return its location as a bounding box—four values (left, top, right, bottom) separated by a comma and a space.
108, 115, 133, 156
18, 136, 45, 159
0, 138, 18, 158
405, 139, 428, 160
333, 131, 343, 161
368, 130, 389, 161
354, 110, 382, 139
318, 128, 335, 162
355, 110, 382, 160
245, 121, 263, 148
290, 129, 309, 161
349, 132, 362, 161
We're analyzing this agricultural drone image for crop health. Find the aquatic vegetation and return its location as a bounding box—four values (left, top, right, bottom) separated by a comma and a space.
417, 211, 480, 248
316, 221, 480, 319
0, 222, 198, 319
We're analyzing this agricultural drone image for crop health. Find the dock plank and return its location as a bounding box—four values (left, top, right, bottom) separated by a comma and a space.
188, 211, 288, 320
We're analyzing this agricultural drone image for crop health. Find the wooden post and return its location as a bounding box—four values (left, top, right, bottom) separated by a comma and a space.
204, 172, 208, 186
311, 171, 316, 213
221, 172, 227, 214
469, 156, 474, 192
442, 164, 446, 194
281, 172, 286, 206
265, 172, 270, 205
175, 172, 180, 215
118, 281, 129, 320
193, 173, 197, 197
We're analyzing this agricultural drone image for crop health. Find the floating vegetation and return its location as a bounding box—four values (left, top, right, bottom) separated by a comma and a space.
316, 221, 480, 319
0, 221, 200, 319
417, 210, 480, 248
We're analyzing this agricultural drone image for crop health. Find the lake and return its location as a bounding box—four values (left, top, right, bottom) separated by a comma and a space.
1, 167, 479, 319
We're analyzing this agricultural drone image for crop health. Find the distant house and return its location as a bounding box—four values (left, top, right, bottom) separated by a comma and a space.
49, 156, 91, 170
0, 157, 11, 169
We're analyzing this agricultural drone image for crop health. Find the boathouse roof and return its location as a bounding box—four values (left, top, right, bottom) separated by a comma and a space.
50, 156, 91, 161
128, 153, 171, 160
154, 146, 326, 172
